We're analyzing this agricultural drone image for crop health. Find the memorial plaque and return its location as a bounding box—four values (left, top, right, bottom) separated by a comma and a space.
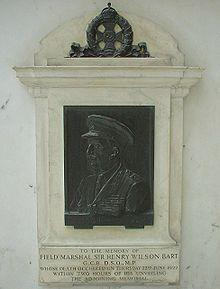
64, 106, 154, 228
14, 2, 203, 286
39, 247, 179, 284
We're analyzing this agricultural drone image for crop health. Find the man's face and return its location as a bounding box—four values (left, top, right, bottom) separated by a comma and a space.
86, 138, 113, 173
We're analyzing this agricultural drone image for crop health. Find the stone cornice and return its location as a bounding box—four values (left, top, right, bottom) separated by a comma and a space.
14, 63, 203, 92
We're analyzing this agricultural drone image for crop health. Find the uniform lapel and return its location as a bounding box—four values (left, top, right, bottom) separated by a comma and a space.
91, 163, 123, 204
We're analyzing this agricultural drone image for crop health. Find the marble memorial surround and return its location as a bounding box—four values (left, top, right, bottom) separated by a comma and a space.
15, 10, 203, 286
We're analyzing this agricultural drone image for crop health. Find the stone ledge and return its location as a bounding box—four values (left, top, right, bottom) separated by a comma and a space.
14, 65, 203, 90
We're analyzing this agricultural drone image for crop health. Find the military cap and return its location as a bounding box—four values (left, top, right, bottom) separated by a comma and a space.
81, 114, 134, 148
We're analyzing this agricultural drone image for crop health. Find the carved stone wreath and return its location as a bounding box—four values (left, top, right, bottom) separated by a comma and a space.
69, 3, 150, 58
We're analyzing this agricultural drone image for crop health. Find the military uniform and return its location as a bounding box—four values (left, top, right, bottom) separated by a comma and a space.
71, 163, 148, 216
69, 114, 149, 217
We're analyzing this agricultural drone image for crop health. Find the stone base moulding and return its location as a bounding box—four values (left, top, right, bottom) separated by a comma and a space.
14, 11, 203, 286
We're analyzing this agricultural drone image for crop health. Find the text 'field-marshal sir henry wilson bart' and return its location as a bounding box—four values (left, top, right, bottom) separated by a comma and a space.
64, 106, 154, 228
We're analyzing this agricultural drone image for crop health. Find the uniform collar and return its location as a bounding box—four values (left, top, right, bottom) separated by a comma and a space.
97, 162, 120, 182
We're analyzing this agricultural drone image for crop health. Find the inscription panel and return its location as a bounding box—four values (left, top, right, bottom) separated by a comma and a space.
39, 247, 179, 284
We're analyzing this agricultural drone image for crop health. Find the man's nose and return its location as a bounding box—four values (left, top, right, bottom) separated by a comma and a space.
87, 144, 94, 155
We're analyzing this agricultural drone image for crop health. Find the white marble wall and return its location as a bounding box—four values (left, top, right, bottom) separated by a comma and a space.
0, 1, 219, 289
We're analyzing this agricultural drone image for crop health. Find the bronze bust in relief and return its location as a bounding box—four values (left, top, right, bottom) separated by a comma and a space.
70, 115, 148, 217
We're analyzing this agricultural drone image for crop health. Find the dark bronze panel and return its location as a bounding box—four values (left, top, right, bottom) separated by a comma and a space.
64, 106, 154, 228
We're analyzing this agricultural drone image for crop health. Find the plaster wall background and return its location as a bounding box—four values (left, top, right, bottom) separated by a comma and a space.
0, 1, 219, 289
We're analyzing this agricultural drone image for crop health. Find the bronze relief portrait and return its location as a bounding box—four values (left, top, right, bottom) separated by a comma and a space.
64, 106, 154, 228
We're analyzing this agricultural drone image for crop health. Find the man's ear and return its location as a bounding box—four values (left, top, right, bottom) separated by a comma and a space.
109, 146, 120, 160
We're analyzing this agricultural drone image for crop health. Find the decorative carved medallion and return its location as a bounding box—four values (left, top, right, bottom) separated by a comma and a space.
69, 3, 150, 58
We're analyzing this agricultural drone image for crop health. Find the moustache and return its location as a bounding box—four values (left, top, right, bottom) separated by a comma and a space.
87, 155, 98, 168
87, 155, 103, 173
87, 155, 97, 162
